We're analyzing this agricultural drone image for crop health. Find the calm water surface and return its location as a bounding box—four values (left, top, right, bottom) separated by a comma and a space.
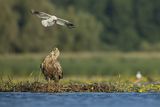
0, 92, 160, 107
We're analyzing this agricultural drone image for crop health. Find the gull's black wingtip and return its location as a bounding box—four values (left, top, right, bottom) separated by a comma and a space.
66, 23, 76, 29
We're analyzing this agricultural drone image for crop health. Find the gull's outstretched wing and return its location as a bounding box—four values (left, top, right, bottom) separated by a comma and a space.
57, 18, 75, 29
31, 9, 52, 19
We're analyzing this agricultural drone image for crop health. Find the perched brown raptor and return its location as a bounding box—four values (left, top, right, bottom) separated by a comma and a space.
40, 48, 63, 82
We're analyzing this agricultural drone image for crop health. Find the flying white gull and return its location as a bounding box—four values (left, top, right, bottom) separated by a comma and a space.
31, 9, 75, 28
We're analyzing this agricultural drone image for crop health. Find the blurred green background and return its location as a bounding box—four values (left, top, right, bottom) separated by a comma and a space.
0, 0, 160, 77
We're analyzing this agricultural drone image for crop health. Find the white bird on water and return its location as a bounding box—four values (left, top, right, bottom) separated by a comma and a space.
31, 9, 75, 28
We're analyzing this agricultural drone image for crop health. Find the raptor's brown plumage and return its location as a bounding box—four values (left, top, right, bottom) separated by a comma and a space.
40, 48, 63, 82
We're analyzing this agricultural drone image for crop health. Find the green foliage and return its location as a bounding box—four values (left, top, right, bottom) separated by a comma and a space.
0, 0, 160, 53
134, 0, 160, 43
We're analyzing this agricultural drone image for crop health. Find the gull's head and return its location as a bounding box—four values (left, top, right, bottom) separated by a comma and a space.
137, 71, 141, 75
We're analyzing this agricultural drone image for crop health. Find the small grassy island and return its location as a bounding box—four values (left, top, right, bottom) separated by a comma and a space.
0, 77, 160, 93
